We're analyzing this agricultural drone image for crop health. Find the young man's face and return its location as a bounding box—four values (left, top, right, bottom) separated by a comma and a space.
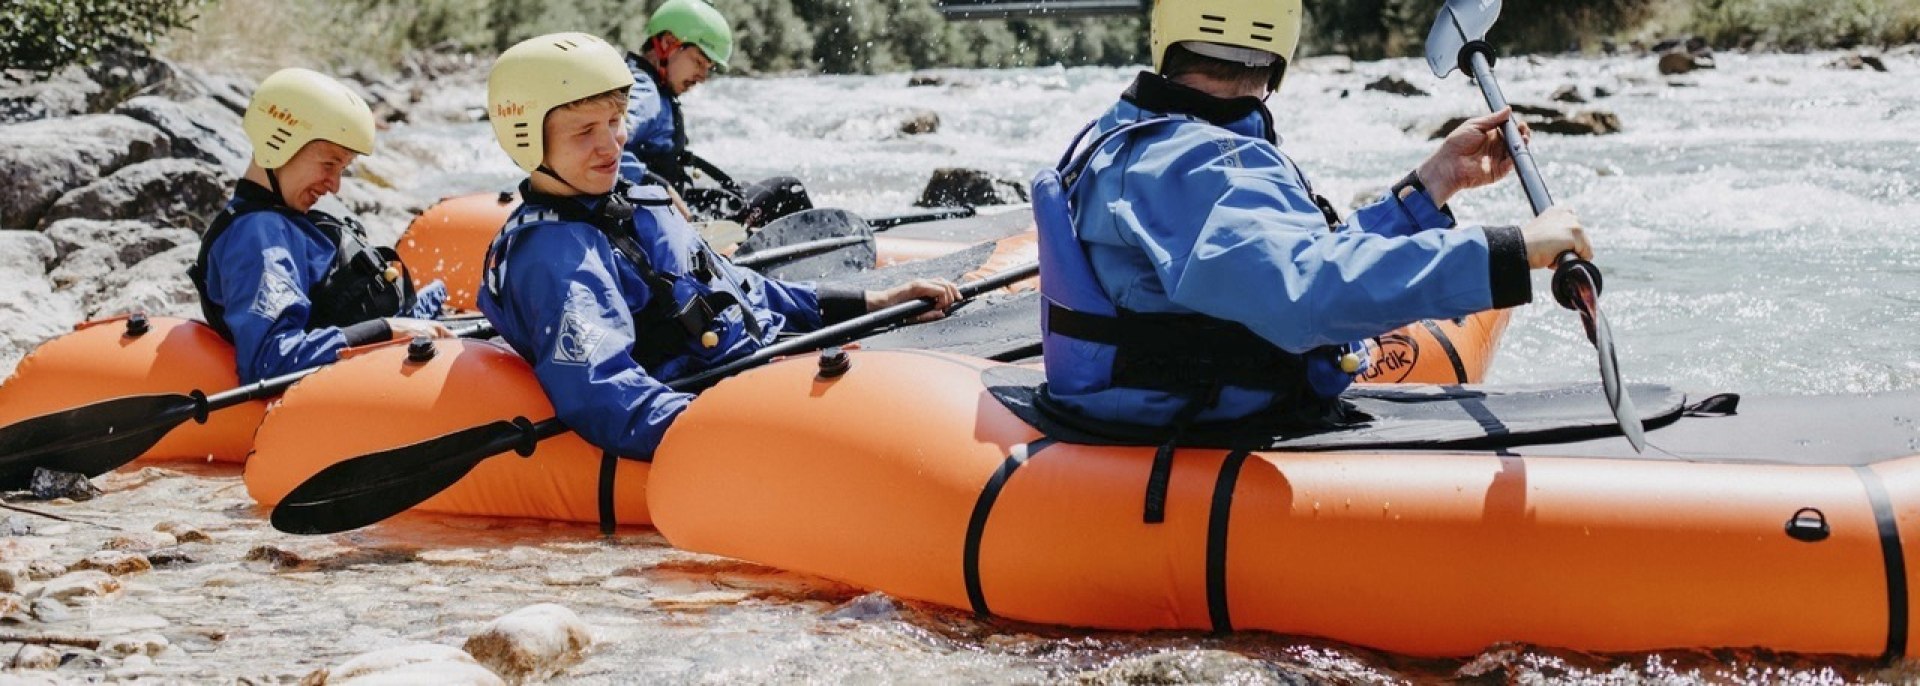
541, 98, 630, 195
275, 140, 358, 212
662, 43, 715, 96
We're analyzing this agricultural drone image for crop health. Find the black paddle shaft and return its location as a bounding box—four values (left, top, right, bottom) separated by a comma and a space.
1459, 47, 1553, 216
271, 264, 1037, 534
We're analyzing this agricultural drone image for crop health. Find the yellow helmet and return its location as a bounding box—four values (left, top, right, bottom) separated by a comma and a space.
1150, 0, 1303, 87
487, 32, 635, 173
242, 68, 376, 169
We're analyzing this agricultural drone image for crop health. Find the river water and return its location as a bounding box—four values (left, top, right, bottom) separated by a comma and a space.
13, 52, 1920, 683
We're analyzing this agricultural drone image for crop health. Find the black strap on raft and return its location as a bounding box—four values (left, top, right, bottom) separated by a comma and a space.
598, 451, 619, 536
1204, 449, 1252, 632
1418, 319, 1470, 384
1142, 385, 1220, 524
963, 438, 1057, 617
1854, 464, 1910, 662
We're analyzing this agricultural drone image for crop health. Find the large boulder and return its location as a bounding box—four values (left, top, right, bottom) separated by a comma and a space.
77, 244, 202, 322
916, 168, 1028, 208
113, 95, 252, 174
0, 67, 101, 124
0, 231, 83, 380
41, 158, 231, 229
0, 115, 170, 230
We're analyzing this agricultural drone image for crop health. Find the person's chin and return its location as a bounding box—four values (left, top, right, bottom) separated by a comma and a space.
582, 168, 618, 195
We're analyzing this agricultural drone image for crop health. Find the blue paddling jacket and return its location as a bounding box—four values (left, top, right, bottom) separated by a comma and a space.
189, 179, 446, 384
478, 180, 865, 459
618, 55, 689, 188
1037, 72, 1533, 427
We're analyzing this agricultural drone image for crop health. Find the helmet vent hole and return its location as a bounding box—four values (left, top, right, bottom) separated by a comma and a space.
1201, 14, 1225, 21
512, 122, 528, 128
1198, 27, 1225, 35
1251, 21, 1275, 29
1250, 34, 1272, 42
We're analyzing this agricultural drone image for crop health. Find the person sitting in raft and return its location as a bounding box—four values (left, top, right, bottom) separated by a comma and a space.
619, 0, 814, 228
189, 68, 448, 384
1036, 0, 1594, 430
477, 33, 960, 460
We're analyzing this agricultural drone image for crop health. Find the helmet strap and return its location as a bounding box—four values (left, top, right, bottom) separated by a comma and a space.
265, 168, 288, 206
535, 164, 601, 199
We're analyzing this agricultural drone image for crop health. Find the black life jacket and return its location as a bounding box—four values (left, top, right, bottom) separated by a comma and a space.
188, 180, 417, 341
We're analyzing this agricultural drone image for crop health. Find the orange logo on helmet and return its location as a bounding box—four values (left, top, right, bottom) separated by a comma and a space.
266, 104, 300, 127
495, 101, 527, 118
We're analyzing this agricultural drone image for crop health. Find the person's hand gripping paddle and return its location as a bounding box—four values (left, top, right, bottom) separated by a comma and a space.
1426, 0, 1646, 451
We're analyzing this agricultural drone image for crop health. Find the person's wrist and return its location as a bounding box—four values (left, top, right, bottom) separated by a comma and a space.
1410, 164, 1455, 207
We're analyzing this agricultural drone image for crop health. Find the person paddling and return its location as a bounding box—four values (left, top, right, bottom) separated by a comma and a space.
189, 68, 448, 384
478, 33, 959, 460
1035, 0, 1593, 429
620, 0, 813, 227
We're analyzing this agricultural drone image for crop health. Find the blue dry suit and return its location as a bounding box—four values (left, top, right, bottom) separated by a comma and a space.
189, 179, 446, 384
1037, 73, 1533, 427
618, 54, 688, 188
478, 180, 867, 459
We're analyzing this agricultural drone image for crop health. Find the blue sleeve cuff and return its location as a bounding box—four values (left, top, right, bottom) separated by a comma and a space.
1395, 186, 1457, 230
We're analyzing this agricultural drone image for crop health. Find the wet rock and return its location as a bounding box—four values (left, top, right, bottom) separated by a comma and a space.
100, 633, 168, 657
916, 168, 1028, 208
898, 109, 940, 135
0, 515, 34, 536
0, 114, 169, 229
824, 592, 898, 621
1531, 110, 1623, 136
28, 468, 101, 501
31, 570, 120, 603
0, 562, 29, 592
307, 643, 504, 686
0, 592, 25, 618
1076, 649, 1304, 685
29, 597, 71, 621
144, 548, 198, 568
9, 643, 60, 670
40, 158, 231, 229
463, 603, 592, 682
26, 560, 64, 581
1364, 75, 1427, 96
1658, 51, 1712, 75
71, 550, 152, 577
84, 51, 177, 112
105, 531, 178, 552
907, 74, 945, 87
113, 95, 252, 174
1828, 52, 1889, 72
1550, 85, 1586, 103
0, 67, 100, 124
176, 68, 256, 117
245, 544, 307, 570
153, 521, 211, 544
1593, 85, 1614, 98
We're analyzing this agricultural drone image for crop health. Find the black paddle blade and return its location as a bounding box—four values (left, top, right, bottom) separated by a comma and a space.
1426, 0, 1503, 77
1554, 261, 1647, 453
734, 208, 877, 281
0, 393, 198, 489
270, 419, 535, 535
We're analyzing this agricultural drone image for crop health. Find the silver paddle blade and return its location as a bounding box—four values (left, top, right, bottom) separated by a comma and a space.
1425, 0, 1504, 77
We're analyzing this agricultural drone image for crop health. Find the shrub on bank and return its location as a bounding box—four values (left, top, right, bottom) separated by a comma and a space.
2, 0, 201, 72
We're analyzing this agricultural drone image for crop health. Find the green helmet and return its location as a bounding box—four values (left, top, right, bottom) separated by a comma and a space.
646, 0, 734, 69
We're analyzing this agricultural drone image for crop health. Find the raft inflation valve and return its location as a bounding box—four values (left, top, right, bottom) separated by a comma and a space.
497, 190, 515, 204
817, 346, 851, 379
124, 312, 150, 337
1785, 507, 1830, 542
406, 336, 437, 363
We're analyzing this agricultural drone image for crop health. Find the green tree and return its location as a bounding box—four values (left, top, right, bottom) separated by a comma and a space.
2, 0, 202, 72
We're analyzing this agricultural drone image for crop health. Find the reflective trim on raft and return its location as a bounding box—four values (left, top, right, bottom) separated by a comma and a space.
1853, 465, 1909, 660
1206, 449, 1252, 633
1418, 319, 1469, 384
964, 438, 1058, 617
